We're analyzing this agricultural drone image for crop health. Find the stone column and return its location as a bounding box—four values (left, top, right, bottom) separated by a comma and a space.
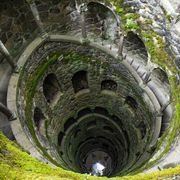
80, 3, 87, 39
143, 71, 152, 85
26, 0, 45, 33
117, 31, 124, 58
0, 40, 17, 70
0, 103, 16, 121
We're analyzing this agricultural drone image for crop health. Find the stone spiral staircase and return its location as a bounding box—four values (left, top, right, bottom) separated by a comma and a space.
0, 0, 180, 178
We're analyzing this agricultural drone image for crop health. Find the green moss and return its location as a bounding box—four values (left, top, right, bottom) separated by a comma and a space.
122, 12, 141, 31
109, 0, 180, 175
15, 47, 180, 178
0, 132, 86, 180
166, 14, 173, 23
129, 30, 180, 172
141, 31, 176, 72
124, 13, 140, 20
20, 18, 179, 180
124, 22, 140, 31
115, 6, 124, 15
24, 54, 61, 166
143, 20, 153, 25
2, 0, 179, 178
22, 52, 94, 167
1, 132, 180, 179
110, 0, 140, 32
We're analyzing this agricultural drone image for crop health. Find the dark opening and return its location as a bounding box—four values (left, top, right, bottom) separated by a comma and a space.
86, 2, 118, 39
136, 152, 140, 157
124, 32, 148, 62
72, 71, 89, 93
94, 107, 109, 115
58, 132, 64, 145
77, 108, 92, 118
152, 68, 169, 84
74, 129, 81, 138
159, 121, 169, 137
87, 121, 97, 130
43, 73, 60, 103
137, 121, 146, 139
125, 96, 138, 110
33, 107, 45, 130
104, 126, 114, 133
101, 80, 117, 92
64, 118, 75, 132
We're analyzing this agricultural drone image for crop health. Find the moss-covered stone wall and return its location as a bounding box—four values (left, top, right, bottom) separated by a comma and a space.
1, 0, 180, 178
1, 132, 180, 179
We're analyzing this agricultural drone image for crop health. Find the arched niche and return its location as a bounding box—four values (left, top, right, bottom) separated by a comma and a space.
33, 107, 45, 130
151, 68, 169, 84
137, 121, 146, 139
94, 107, 109, 116
43, 73, 60, 103
125, 96, 138, 110
85, 2, 118, 40
72, 71, 89, 93
64, 118, 76, 132
58, 132, 64, 146
77, 108, 92, 118
124, 32, 148, 64
101, 80, 117, 92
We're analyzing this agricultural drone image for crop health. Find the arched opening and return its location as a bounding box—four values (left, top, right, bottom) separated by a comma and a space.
0, 52, 4, 63
151, 68, 169, 84
125, 96, 138, 110
77, 108, 92, 118
64, 118, 76, 132
137, 121, 146, 139
58, 132, 64, 146
85, 2, 118, 40
101, 80, 117, 92
124, 32, 148, 64
33, 107, 45, 130
94, 107, 109, 116
72, 71, 89, 93
43, 73, 60, 103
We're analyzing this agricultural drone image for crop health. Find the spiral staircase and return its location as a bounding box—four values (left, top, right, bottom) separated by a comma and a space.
0, 0, 180, 178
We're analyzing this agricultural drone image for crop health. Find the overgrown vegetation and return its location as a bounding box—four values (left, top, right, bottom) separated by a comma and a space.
23, 52, 94, 168
0, 0, 180, 179
24, 54, 61, 166
1, 132, 180, 180
110, 0, 180, 174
